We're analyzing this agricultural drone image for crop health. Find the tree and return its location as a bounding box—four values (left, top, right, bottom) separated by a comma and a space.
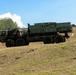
72, 24, 76, 27
0, 18, 18, 29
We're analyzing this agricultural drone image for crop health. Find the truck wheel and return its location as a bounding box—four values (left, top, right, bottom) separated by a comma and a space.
16, 38, 25, 46
5, 39, 15, 47
55, 35, 65, 43
43, 37, 53, 44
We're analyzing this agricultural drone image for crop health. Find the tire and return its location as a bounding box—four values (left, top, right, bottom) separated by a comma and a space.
43, 37, 53, 44
54, 35, 66, 43
5, 39, 15, 47
16, 38, 25, 46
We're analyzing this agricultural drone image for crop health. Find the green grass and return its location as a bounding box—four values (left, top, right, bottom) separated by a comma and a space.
0, 28, 76, 75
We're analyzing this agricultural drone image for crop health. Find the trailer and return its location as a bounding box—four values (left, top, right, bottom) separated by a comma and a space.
0, 22, 72, 47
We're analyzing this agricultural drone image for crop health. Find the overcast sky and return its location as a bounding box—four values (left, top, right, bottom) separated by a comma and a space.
0, 0, 76, 28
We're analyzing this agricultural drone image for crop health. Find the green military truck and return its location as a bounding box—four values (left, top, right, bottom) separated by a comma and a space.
0, 22, 72, 47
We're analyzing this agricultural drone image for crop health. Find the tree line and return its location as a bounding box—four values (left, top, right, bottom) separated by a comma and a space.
0, 18, 18, 29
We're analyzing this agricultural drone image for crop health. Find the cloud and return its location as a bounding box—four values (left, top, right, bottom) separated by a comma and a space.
0, 12, 25, 28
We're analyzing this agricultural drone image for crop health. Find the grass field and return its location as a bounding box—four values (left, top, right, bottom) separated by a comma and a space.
0, 27, 76, 75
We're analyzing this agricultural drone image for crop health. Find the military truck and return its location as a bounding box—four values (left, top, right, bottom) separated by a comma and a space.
0, 22, 72, 47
